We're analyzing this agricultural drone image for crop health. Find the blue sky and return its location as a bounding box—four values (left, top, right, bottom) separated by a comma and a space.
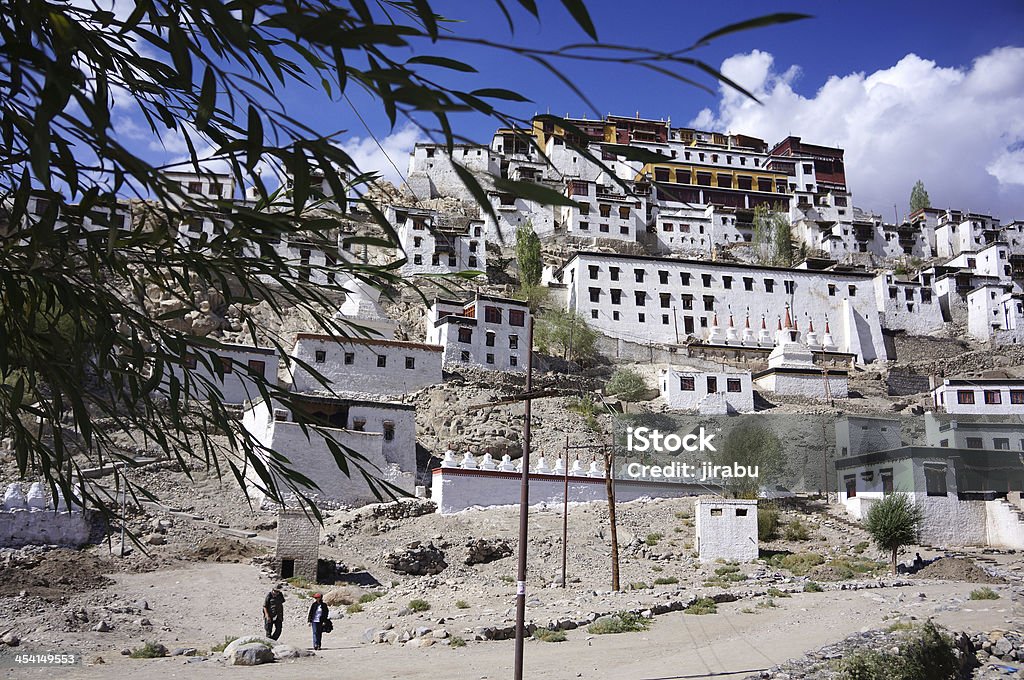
139, 1, 1024, 219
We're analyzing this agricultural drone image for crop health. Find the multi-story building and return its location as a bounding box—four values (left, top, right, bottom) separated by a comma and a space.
931, 378, 1024, 415
389, 205, 486, 276
554, 250, 888, 364
967, 283, 1024, 345
658, 367, 754, 414
872, 272, 944, 335
169, 343, 279, 405
425, 294, 530, 372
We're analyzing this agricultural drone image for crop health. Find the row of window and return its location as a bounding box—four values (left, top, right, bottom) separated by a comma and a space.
584, 265, 858, 296
887, 287, 933, 303
576, 222, 630, 236
577, 203, 633, 220
678, 376, 743, 393
412, 253, 479, 268
458, 350, 518, 367
956, 389, 1024, 405
456, 327, 520, 349
313, 350, 420, 371
938, 436, 1024, 450
350, 418, 396, 441
183, 356, 266, 375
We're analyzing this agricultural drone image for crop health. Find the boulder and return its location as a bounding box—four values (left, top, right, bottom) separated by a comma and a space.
230, 643, 274, 666
0, 632, 20, 647
222, 636, 277, 658
464, 538, 513, 565
386, 542, 448, 576
272, 645, 301, 660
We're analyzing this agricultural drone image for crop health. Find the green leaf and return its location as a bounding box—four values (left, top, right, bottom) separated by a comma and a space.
470, 88, 530, 102
195, 66, 216, 130
411, 0, 438, 40
694, 13, 811, 46
407, 55, 477, 72
559, 0, 597, 40
246, 104, 263, 173
492, 177, 578, 208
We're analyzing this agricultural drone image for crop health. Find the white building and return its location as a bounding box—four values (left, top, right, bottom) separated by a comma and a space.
406, 143, 501, 203
872, 272, 945, 335
924, 412, 1024, 451
289, 333, 443, 397
694, 497, 758, 563
389, 205, 486, 276
931, 378, 1024, 416
934, 211, 1000, 258
752, 320, 849, 401
658, 367, 754, 414
967, 284, 1024, 345
559, 178, 647, 243
170, 343, 279, 405
554, 251, 887, 364
242, 395, 416, 507
425, 294, 530, 372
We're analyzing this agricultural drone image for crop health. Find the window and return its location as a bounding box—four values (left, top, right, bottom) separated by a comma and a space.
610, 267, 620, 281
662, 314, 669, 325
509, 309, 526, 327
510, 356, 518, 367
383, 421, 395, 442
486, 331, 495, 347
599, 224, 609, 233
634, 269, 645, 283
352, 418, 366, 432
413, 236, 422, 248
611, 289, 622, 305
681, 295, 693, 310
617, 206, 631, 220
216, 356, 234, 374
984, 390, 1002, 405
764, 279, 775, 293
344, 352, 355, 365
613, 311, 620, 321
578, 202, 589, 215
848, 285, 857, 296
736, 508, 748, 517
405, 356, 416, 370
468, 256, 478, 268
660, 293, 671, 309
957, 390, 975, 405
413, 254, 423, 265
784, 280, 795, 295
315, 350, 326, 363
702, 295, 714, 311
994, 438, 1010, 450
486, 353, 495, 365
589, 265, 600, 279
1011, 391, 1024, 404
448, 253, 457, 266
723, 276, 733, 290
680, 376, 695, 391
183, 354, 198, 370
509, 335, 518, 350
710, 508, 723, 516
924, 465, 947, 496
659, 270, 669, 285
743, 277, 754, 292
460, 350, 470, 362
377, 355, 387, 368
599, 203, 611, 218
845, 475, 857, 498
579, 221, 589, 231
680, 273, 691, 286
484, 306, 502, 323
707, 376, 718, 393
246, 359, 265, 376
591, 309, 598, 319
458, 327, 473, 343
635, 291, 646, 306
966, 437, 984, 449
727, 378, 741, 393
187, 181, 202, 194
702, 274, 712, 287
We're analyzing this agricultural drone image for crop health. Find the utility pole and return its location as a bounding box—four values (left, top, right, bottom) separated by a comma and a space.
512, 317, 534, 680
604, 436, 620, 591
561, 436, 569, 588
672, 305, 680, 345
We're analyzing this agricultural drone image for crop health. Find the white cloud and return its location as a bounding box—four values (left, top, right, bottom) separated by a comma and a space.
342, 123, 426, 187
692, 47, 1024, 220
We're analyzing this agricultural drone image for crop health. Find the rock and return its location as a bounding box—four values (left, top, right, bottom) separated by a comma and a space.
431, 629, 449, 639
134, 618, 152, 627
272, 645, 302, 660
120, 648, 131, 656
386, 542, 448, 576
92, 621, 111, 633
409, 637, 435, 648
222, 636, 277, 658
135, 600, 150, 611
145, 534, 165, 546
171, 647, 197, 657
414, 626, 432, 638
230, 643, 274, 666
464, 538, 514, 565
0, 632, 19, 647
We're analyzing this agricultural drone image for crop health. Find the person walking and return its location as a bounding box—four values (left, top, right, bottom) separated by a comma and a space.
263, 583, 285, 640
308, 593, 329, 650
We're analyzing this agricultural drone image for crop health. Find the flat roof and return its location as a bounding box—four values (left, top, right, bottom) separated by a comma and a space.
937, 378, 1024, 387
559, 250, 875, 279
294, 333, 442, 353
836, 445, 1024, 470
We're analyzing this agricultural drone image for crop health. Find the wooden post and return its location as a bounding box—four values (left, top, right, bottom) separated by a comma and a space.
604, 438, 620, 591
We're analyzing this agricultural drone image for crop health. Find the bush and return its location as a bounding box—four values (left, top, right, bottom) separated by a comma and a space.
783, 519, 811, 541
408, 599, 430, 613
654, 576, 679, 585
853, 541, 869, 554
358, 592, 384, 604
804, 581, 823, 593
129, 641, 167, 659
758, 503, 780, 540
767, 587, 791, 598
587, 612, 650, 634
684, 598, 717, 615
768, 552, 824, 576
969, 587, 1000, 600
629, 582, 651, 590
836, 621, 960, 680
449, 636, 466, 648
756, 598, 777, 609
455, 600, 470, 609
533, 628, 567, 642
864, 492, 924, 574
645, 532, 663, 546
210, 637, 236, 653
286, 576, 313, 589
346, 603, 363, 614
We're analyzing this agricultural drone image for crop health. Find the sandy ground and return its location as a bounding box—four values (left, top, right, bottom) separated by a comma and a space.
3, 560, 1019, 680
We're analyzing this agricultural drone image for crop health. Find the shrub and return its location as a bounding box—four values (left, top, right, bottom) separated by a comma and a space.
652, 565, 663, 572
408, 599, 431, 613
969, 587, 1000, 600
758, 503, 780, 540
804, 581, 823, 593
455, 600, 470, 609
768, 552, 825, 576
346, 603, 363, 614
767, 587, 791, 598
286, 576, 313, 589
684, 598, 717, 615
675, 510, 691, 520
449, 636, 466, 648
654, 576, 679, 585
629, 582, 651, 590
645, 532, 663, 546
783, 519, 811, 541
587, 612, 650, 634
533, 628, 567, 642
210, 636, 236, 653
853, 541, 869, 554
358, 592, 383, 604
129, 641, 167, 659
499, 575, 514, 583
756, 598, 777, 609
835, 621, 960, 680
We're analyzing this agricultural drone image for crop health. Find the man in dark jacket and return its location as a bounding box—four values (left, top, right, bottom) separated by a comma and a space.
308, 593, 329, 650
263, 583, 285, 640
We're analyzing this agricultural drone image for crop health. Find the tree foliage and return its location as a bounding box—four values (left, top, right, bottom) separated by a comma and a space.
864, 492, 923, 574
604, 368, 648, 411
909, 180, 931, 213
535, 308, 598, 365
0, 0, 809, 522
751, 204, 794, 267
713, 424, 785, 498
514, 221, 542, 288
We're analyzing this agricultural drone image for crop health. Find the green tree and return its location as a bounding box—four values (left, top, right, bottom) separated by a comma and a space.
604, 368, 648, 413
515, 221, 542, 288
752, 204, 793, 266
909, 180, 931, 214
534, 308, 599, 365
713, 424, 785, 498
0, 1, 808, 520
864, 492, 923, 574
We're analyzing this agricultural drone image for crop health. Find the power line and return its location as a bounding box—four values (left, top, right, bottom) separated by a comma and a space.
343, 93, 420, 201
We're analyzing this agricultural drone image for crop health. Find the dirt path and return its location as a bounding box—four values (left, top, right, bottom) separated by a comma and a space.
8, 562, 1017, 680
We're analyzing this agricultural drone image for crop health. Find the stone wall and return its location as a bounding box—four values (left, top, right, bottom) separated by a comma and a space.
275, 509, 319, 581
886, 367, 932, 396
